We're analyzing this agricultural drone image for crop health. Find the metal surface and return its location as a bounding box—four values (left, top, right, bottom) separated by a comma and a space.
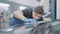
30, 20, 60, 34
50, 0, 56, 20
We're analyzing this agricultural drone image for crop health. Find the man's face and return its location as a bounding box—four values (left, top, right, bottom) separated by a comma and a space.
32, 12, 42, 20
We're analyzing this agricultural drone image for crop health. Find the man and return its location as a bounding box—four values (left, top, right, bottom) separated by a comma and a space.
10, 6, 44, 28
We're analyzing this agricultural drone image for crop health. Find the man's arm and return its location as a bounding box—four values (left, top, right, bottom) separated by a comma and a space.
13, 9, 37, 23
13, 9, 26, 20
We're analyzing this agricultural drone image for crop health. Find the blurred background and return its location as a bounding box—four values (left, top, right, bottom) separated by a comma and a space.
0, 0, 60, 34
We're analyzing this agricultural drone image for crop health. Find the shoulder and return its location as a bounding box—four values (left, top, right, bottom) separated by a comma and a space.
13, 9, 23, 15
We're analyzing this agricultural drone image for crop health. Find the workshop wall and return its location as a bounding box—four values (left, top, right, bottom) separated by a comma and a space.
40, 0, 50, 13
57, 0, 60, 19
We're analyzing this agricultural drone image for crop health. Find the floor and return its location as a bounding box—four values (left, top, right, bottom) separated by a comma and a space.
0, 31, 14, 34
0, 27, 33, 34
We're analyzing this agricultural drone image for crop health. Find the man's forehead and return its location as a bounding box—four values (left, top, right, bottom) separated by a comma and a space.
33, 12, 41, 15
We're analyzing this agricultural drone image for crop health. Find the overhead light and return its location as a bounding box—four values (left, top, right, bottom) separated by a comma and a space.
19, 6, 26, 10
0, 3, 10, 8
0, 3, 10, 12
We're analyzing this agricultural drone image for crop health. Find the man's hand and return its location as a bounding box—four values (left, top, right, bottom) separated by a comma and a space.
27, 19, 37, 23
23, 18, 37, 23
23, 18, 38, 27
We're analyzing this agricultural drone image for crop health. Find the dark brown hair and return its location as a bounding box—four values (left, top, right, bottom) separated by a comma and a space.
34, 6, 44, 14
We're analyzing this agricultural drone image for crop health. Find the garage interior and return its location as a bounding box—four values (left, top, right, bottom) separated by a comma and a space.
0, 0, 60, 34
